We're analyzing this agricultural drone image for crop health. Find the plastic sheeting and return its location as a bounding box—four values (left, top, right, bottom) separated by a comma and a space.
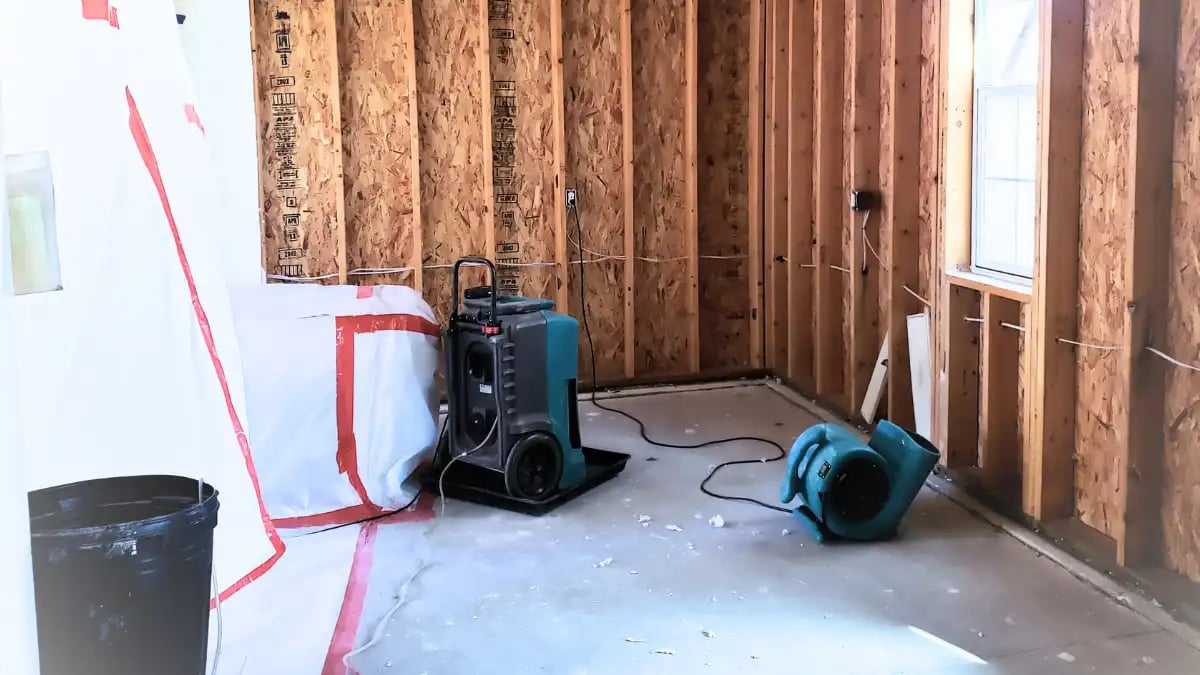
0, 78, 42, 675
230, 284, 440, 531
2, 0, 281, 602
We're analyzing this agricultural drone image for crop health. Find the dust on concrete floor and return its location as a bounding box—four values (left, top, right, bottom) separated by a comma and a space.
349, 384, 1200, 674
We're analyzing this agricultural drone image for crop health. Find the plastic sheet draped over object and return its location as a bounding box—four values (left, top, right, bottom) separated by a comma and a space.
4, 0, 282, 602
230, 284, 441, 533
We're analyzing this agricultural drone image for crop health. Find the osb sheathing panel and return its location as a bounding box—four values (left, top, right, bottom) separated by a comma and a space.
1074, 0, 1135, 537
564, 0, 628, 382
632, 0, 692, 375
338, 0, 417, 286
413, 0, 490, 322
1164, 0, 1200, 583
489, 0, 557, 303
698, 0, 752, 371
253, 0, 345, 281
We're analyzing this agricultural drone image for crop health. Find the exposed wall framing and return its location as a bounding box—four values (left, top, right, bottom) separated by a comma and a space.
764, 0, 1200, 591
253, 0, 1200, 590
252, 0, 759, 385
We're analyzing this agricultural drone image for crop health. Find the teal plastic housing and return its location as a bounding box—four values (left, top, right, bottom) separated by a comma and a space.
542, 310, 586, 490
779, 420, 940, 542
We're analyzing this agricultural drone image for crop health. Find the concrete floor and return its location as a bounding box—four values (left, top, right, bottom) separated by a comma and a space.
348, 385, 1200, 674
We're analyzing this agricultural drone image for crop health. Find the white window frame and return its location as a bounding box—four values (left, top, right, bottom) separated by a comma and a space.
969, 0, 1038, 283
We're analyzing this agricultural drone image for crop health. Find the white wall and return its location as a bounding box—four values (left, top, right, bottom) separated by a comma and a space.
0, 73, 43, 675
177, 0, 264, 288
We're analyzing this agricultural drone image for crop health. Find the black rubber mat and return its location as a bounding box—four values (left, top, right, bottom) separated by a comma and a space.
424, 447, 630, 516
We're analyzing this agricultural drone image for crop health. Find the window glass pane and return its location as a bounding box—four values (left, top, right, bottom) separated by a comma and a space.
976, 0, 1038, 88
1016, 181, 1036, 272
1017, 93, 1037, 180
972, 0, 1038, 280
981, 94, 1019, 178
980, 179, 1019, 267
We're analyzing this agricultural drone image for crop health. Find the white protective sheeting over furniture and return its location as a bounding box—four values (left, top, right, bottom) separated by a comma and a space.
230, 284, 441, 532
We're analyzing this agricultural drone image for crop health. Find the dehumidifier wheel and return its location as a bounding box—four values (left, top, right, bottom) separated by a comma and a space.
504, 432, 563, 503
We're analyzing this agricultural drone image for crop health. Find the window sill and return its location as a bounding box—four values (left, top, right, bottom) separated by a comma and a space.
947, 269, 1032, 304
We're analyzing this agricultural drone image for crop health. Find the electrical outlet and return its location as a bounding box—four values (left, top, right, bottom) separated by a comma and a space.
849, 190, 877, 212
565, 188, 578, 209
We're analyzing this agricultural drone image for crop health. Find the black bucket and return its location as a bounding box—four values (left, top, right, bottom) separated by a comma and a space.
28, 475, 219, 675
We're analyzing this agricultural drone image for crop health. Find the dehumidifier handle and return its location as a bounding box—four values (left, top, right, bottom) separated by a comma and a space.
451, 257, 499, 322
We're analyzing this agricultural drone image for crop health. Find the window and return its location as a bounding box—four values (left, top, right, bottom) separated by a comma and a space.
971, 0, 1038, 280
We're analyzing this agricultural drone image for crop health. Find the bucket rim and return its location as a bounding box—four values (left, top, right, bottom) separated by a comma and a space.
29, 474, 219, 539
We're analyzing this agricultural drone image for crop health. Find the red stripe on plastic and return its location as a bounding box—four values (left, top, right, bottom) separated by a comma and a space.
334, 319, 378, 511
81, 0, 108, 20
272, 492, 436, 530
183, 104, 205, 135
356, 285, 374, 299
81, 0, 119, 27
126, 88, 285, 601
322, 522, 380, 675
272, 503, 386, 530
334, 313, 440, 517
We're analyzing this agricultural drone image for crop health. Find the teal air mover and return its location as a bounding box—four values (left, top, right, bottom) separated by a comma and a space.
779, 421, 940, 542
430, 257, 627, 512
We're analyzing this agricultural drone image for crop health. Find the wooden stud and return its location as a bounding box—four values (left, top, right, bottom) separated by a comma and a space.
1024, 0, 1085, 521
620, 0, 636, 380
942, 1, 973, 273
1115, 0, 1180, 568
748, 0, 765, 370
847, 0, 882, 414
764, 0, 790, 373
885, 0, 922, 431
550, 0, 570, 314
945, 285, 982, 468
786, 0, 816, 387
685, 0, 701, 373
932, 0, 971, 451
477, 0, 496, 262
813, 0, 846, 404
981, 294, 1022, 492
402, 0, 423, 292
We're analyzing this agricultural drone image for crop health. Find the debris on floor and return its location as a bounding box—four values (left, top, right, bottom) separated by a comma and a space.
594, 557, 614, 568
709, 515, 726, 528
1057, 652, 1077, 663
652, 649, 676, 656
665, 524, 683, 532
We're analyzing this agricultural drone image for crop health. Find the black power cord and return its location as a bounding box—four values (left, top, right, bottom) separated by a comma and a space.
569, 205, 792, 515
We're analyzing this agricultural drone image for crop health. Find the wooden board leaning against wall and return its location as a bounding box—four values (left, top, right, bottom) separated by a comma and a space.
249, 0, 762, 386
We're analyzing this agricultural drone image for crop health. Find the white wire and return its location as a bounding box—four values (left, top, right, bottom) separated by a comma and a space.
1146, 346, 1200, 373
340, 560, 433, 670
861, 209, 886, 271
1057, 337, 1120, 352
437, 417, 499, 518
1001, 322, 1027, 333
903, 285, 931, 308
830, 264, 851, 274
209, 566, 222, 675
964, 317, 984, 324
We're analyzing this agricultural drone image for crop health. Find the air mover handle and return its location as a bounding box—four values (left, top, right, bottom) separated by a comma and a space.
451, 257, 500, 329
